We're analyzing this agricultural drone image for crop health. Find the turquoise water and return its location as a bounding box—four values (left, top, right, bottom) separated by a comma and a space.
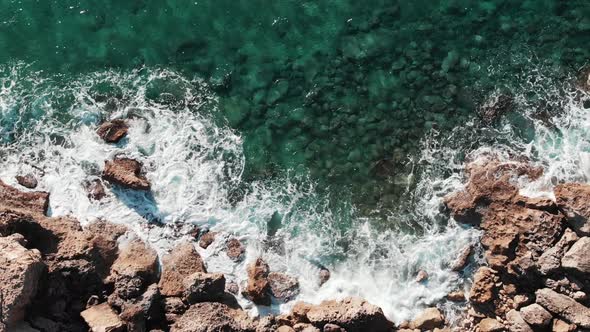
1, 0, 590, 323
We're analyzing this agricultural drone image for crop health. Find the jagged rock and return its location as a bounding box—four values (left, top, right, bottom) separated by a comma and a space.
80, 303, 125, 332
97, 119, 129, 143
84, 179, 107, 201
164, 297, 188, 315
451, 245, 472, 271
469, 267, 496, 305
102, 158, 150, 190
554, 183, 590, 235
538, 228, 578, 275
535, 288, 590, 328
159, 243, 207, 297
506, 309, 533, 332
199, 231, 216, 249
255, 315, 280, 332
119, 284, 162, 332
446, 290, 465, 301
244, 258, 271, 305
319, 266, 331, 286
183, 272, 226, 303
170, 302, 255, 332
561, 237, 590, 275
16, 174, 38, 189
268, 272, 300, 302
478, 318, 505, 332
411, 307, 444, 330
226, 237, 245, 261
0, 234, 45, 326
305, 297, 393, 332
519, 303, 552, 327
415, 270, 428, 283
109, 239, 159, 300
0, 180, 49, 215
278, 302, 312, 326
552, 319, 576, 332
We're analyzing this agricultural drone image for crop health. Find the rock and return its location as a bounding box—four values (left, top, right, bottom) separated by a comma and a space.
535, 288, 590, 328
478, 318, 505, 332
451, 245, 472, 271
411, 307, 444, 330
268, 272, 300, 302
552, 319, 576, 332
293, 323, 321, 332
0, 234, 45, 326
226, 281, 239, 295
519, 303, 552, 327
561, 237, 590, 275
227, 237, 245, 261
323, 323, 346, 332
319, 266, 331, 286
84, 179, 107, 201
0, 180, 49, 215
97, 119, 129, 143
164, 297, 188, 315
16, 174, 38, 189
119, 284, 162, 332
505, 309, 533, 332
102, 158, 150, 190
183, 272, 226, 303
277, 326, 296, 332
244, 258, 271, 305
109, 239, 159, 300
415, 270, 428, 282
80, 303, 126, 332
305, 296, 393, 332
554, 183, 590, 235
446, 290, 465, 301
478, 93, 514, 124
171, 302, 255, 332
469, 267, 496, 305
159, 243, 207, 297
199, 231, 216, 249
538, 228, 579, 275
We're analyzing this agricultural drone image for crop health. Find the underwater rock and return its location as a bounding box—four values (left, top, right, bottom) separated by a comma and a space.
80, 303, 125, 332
171, 302, 255, 332
0, 180, 49, 215
183, 272, 226, 304
103, 157, 150, 190
268, 272, 300, 302
16, 174, 38, 189
305, 297, 393, 332
84, 179, 107, 201
478, 93, 514, 124
226, 237, 245, 261
159, 243, 207, 297
0, 234, 45, 327
319, 266, 331, 286
577, 66, 590, 92
243, 258, 271, 306
554, 183, 590, 236
96, 119, 129, 143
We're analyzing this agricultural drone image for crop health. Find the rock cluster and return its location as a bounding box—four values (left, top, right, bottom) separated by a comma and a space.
445, 155, 590, 331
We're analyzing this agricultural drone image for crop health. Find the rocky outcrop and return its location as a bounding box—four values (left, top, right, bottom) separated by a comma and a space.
538, 228, 578, 275
305, 297, 393, 332
554, 183, 590, 235
0, 234, 45, 327
244, 258, 271, 305
97, 119, 129, 143
102, 158, 150, 190
535, 288, 590, 328
170, 302, 255, 332
16, 174, 38, 189
0, 180, 49, 215
159, 243, 207, 297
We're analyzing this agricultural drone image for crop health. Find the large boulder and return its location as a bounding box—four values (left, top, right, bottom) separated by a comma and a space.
0, 180, 49, 215
109, 239, 159, 300
410, 307, 444, 330
0, 234, 45, 326
519, 303, 552, 327
469, 267, 497, 305
268, 272, 300, 302
170, 302, 255, 332
554, 183, 590, 235
96, 119, 129, 143
102, 158, 150, 190
183, 272, 226, 304
535, 288, 590, 328
538, 228, 578, 275
561, 237, 590, 275
305, 297, 393, 332
159, 243, 207, 297
243, 258, 271, 306
505, 309, 533, 332
80, 303, 125, 332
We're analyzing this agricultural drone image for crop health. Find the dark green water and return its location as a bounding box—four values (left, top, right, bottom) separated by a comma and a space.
1, 0, 589, 208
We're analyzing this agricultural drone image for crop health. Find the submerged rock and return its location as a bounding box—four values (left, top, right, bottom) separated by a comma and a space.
102, 157, 150, 190
183, 272, 226, 303
97, 119, 129, 143
84, 179, 107, 201
16, 174, 38, 189
159, 243, 207, 297
199, 231, 216, 249
478, 93, 514, 124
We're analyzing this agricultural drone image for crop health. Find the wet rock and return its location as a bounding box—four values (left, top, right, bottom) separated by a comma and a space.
411, 307, 444, 330
16, 174, 38, 189
159, 243, 207, 297
80, 303, 125, 332
109, 239, 159, 300
97, 119, 129, 143
561, 236, 590, 275
506, 309, 533, 332
519, 303, 552, 327
536, 288, 590, 328
183, 272, 226, 303
226, 237, 245, 261
478, 318, 505, 332
244, 258, 271, 305
199, 231, 216, 249
538, 228, 578, 275
305, 297, 393, 332
450, 245, 472, 271
0, 180, 49, 215
84, 179, 107, 201
319, 266, 331, 286
102, 157, 150, 190
0, 234, 45, 326
171, 302, 255, 332
469, 267, 496, 305
415, 270, 428, 283
446, 290, 465, 301
226, 281, 239, 295
268, 272, 300, 302
554, 183, 590, 235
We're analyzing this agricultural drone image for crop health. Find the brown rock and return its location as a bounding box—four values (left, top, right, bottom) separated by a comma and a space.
171, 302, 255, 332
535, 288, 590, 328
305, 296, 393, 332
552, 319, 576, 332
268, 272, 300, 302
102, 158, 150, 190
506, 309, 533, 332
85, 179, 107, 201
319, 267, 331, 286
411, 307, 444, 330
80, 303, 125, 332
183, 272, 226, 303
226, 281, 239, 295
415, 270, 428, 283
519, 303, 552, 327
561, 237, 590, 275
469, 267, 496, 305
277, 326, 296, 332
119, 284, 162, 332
227, 237, 245, 261
0, 234, 45, 326
538, 228, 579, 275
446, 290, 465, 302
159, 243, 207, 297
555, 183, 590, 235
16, 174, 38, 189
478, 318, 505, 332
199, 231, 216, 249
244, 258, 271, 305
110, 239, 159, 300
451, 245, 472, 271
97, 119, 129, 143
323, 323, 345, 332
0, 180, 49, 215
293, 323, 321, 332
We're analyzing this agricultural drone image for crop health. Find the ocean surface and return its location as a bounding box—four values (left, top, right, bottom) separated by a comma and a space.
1, 0, 590, 323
